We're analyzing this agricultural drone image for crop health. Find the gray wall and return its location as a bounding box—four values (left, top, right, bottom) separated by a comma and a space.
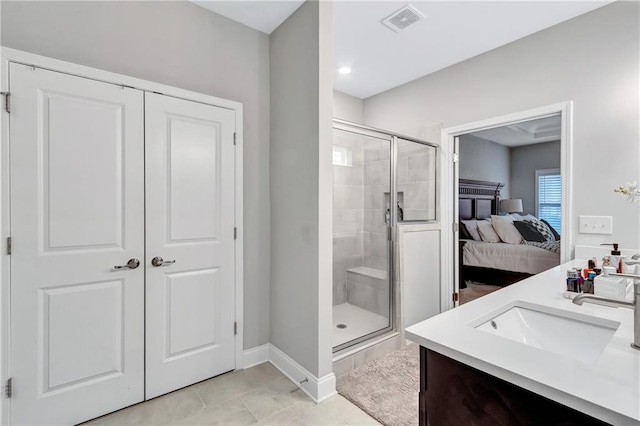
363, 1, 640, 250
511, 141, 561, 216
270, 0, 333, 378
0, 1, 271, 349
333, 90, 364, 123
459, 134, 511, 198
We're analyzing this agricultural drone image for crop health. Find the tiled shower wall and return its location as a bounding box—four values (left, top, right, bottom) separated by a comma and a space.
333, 129, 364, 306
396, 140, 437, 221
362, 140, 436, 272
362, 141, 391, 272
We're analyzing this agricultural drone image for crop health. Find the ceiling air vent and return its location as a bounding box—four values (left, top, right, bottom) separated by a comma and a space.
382, 4, 424, 33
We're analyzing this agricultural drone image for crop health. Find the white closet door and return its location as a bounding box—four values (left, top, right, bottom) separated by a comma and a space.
145, 92, 236, 398
9, 63, 145, 425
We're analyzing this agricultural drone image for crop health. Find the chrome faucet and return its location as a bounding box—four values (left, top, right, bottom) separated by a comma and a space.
573, 254, 640, 350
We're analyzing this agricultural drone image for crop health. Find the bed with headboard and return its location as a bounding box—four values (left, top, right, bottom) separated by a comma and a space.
458, 179, 560, 288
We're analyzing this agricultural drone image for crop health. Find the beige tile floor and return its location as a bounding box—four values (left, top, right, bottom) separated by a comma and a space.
84, 363, 381, 426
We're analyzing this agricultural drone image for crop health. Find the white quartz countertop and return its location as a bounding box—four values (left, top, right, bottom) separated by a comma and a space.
405, 259, 640, 425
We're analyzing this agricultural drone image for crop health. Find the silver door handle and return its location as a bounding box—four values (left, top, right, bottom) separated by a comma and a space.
114, 258, 140, 270
151, 256, 176, 267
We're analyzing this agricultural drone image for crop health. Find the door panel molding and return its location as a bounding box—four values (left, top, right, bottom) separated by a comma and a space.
40, 90, 126, 253
40, 279, 125, 395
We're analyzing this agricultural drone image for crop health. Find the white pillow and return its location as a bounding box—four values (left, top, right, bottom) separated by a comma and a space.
491, 215, 523, 244
477, 220, 501, 243
461, 220, 481, 241
511, 213, 537, 222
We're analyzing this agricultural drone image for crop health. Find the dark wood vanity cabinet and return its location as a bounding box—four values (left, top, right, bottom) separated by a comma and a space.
419, 347, 610, 426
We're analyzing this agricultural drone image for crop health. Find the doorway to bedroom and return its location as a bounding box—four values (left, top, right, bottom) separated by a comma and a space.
441, 103, 572, 308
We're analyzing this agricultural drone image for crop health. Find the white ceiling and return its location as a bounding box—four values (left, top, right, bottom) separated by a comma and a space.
193, 0, 305, 35
468, 115, 562, 147
192, 0, 613, 99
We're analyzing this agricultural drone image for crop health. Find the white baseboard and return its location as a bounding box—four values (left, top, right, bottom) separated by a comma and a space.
241, 344, 270, 369
269, 344, 337, 403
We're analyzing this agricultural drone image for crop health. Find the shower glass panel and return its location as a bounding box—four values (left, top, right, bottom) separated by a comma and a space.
396, 139, 437, 222
332, 125, 392, 351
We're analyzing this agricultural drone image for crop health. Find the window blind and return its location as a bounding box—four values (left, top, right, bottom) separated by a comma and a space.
537, 170, 561, 234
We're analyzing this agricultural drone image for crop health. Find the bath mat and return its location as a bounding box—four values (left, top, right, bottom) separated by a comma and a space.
459, 281, 501, 304
337, 343, 419, 426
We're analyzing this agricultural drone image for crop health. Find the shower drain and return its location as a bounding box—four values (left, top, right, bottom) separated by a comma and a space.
336, 323, 347, 329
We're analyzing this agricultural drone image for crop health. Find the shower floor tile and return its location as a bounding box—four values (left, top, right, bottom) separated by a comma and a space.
333, 303, 389, 348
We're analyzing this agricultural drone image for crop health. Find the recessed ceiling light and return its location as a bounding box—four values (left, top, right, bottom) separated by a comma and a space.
338, 67, 352, 75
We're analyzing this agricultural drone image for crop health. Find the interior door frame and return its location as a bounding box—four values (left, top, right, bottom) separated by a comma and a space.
440, 102, 573, 312
0, 47, 244, 424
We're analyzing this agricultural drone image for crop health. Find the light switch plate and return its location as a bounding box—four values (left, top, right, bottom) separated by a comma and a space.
579, 215, 613, 234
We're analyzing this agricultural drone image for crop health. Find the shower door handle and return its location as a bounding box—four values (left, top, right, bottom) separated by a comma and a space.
387, 226, 392, 241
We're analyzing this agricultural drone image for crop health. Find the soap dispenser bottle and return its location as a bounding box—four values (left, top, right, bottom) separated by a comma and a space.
601, 243, 625, 273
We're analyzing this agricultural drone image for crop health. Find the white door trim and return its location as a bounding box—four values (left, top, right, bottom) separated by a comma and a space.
440, 102, 573, 312
0, 47, 244, 424
0, 51, 11, 426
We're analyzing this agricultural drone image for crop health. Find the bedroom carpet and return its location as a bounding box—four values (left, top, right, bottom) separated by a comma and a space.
337, 343, 419, 426
460, 281, 502, 304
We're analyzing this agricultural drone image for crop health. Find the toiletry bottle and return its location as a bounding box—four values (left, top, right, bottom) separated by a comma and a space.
566, 270, 579, 293
601, 243, 625, 273
619, 256, 626, 273
397, 202, 404, 221
584, 258, 596, 279
583, 271, 596, 294
575, 268, 584, 292
583, 279, 593, 294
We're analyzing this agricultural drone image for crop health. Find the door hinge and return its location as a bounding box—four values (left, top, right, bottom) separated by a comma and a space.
453, 222, 458, 233
234, 321, 238, 335
452, 292, 459, 303
234, 227, 237, 240
6, 237, 11, 255
233, 132, 237, 146
5, 378, 12, 398
452, 153, 459, 163
1, 92, 10, 114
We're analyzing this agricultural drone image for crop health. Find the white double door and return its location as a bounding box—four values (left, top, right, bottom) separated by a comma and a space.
8, 63, 236, 425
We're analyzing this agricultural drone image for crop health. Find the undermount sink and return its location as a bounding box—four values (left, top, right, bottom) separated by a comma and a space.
470, 301, 620, 363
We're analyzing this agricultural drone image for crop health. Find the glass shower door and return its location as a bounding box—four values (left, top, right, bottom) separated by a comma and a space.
396, 138, 437, 223
332, 124, 393, 351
